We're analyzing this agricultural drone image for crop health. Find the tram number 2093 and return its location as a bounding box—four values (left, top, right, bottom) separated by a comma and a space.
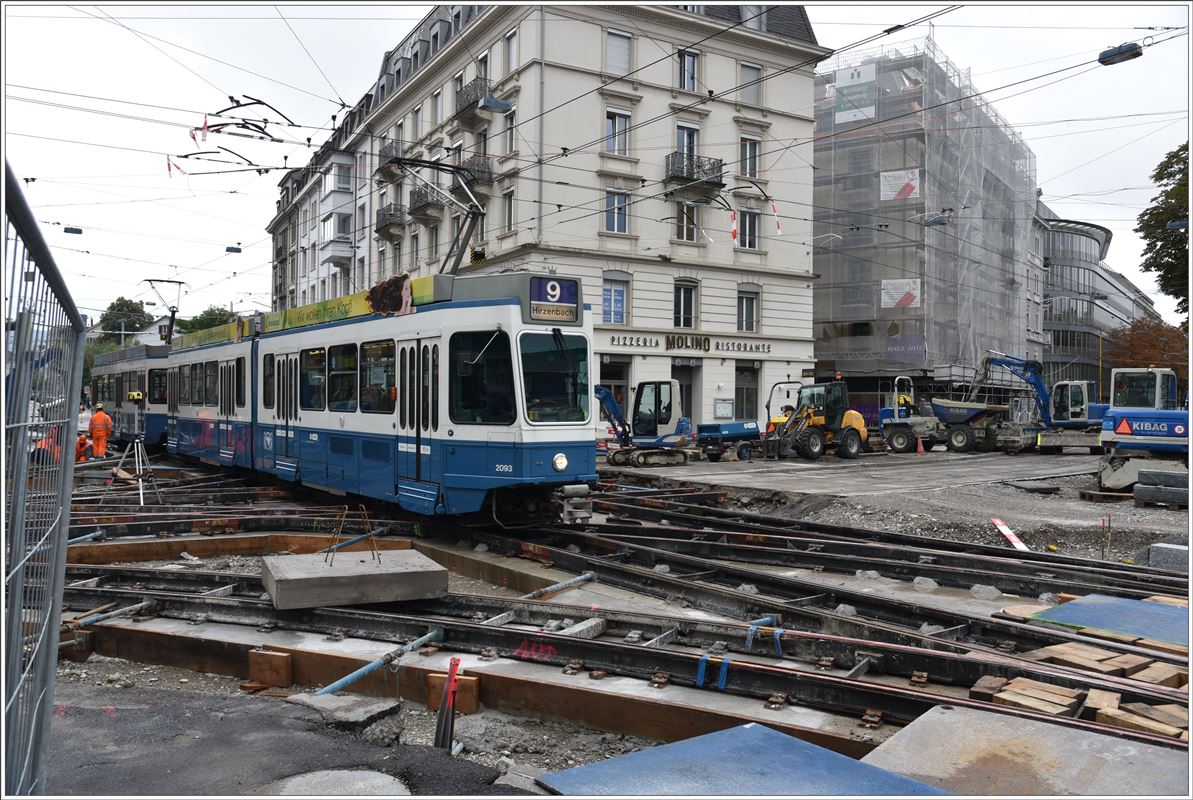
494, 464, 514, 473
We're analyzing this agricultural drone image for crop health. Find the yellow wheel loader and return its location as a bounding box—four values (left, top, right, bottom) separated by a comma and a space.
762, 380, 868, 461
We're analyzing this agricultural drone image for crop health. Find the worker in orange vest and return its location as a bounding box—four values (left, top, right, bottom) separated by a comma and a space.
89, 403, 113, 458
75, 434, 92, 462
33, 427, 62, 465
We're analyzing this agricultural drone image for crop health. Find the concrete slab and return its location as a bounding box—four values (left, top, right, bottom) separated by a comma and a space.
261, 549, 447, 609
254, 769, 410, 795
285, 692, 401, 728
861, 705, 1188, 796
606, 451, 1100, 497
1149, 543, 1189, 573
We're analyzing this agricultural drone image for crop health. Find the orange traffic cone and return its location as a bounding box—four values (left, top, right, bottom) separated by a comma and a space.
916, 436, 925, 454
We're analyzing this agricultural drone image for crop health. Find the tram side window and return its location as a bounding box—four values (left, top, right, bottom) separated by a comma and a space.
148, 369, 167, 404
235, 357, 246, 407
180, 366, 190, 405
328, 344, 358, 412
449, 331, 515, 425
189, 364, 202, 405
360, 341, 395, 414
262, 354, 275, 408
205, 361, 218, 406
300, 348, 326, 410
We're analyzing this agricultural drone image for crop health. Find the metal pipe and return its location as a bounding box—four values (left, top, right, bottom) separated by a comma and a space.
749, 615, 778, 627
519, 571, 594, 600
67, 530, 106, 546
313, 628, 443, 696
64, 601, 153, 631
320, 528, 384, 554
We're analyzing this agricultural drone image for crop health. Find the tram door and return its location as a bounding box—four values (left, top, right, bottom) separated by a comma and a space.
165, 367, 179, 449
269, 351, 300, 479
396, 339, 438, 488
218, 359, 236, 460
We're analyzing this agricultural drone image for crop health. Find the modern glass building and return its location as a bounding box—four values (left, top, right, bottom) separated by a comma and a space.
1037, 202, 1157, 399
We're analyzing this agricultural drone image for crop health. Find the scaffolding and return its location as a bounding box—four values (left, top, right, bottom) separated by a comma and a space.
812, 37, 1037, 389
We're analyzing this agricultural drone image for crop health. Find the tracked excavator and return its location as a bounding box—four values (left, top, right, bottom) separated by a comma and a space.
594, 380, 691, 467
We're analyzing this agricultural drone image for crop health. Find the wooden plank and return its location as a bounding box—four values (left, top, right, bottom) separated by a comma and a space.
1047, 652, 1124, 676
62, 601, 117, 622
997, 604, 1050, 622
1002, 685, 1079, 711
248, 649, 292, 687
1153, 704, 1189, 726
992, 690, 1069, 716
1081, 689, 1121, 722
1016, 648, 1056, 662
1135, 639, 1189, 658
1120, 703, 1189, 730
1004, 677, 1082, 699
1101, 653, 1153, 676
426, 673, 480, 715
1079, 628, 1142, 646
1046, 642, 1119, 662
968, 675, 1008, 702
1131, 663, 1185, 688
1096, 708, 1183, 738
1057, 593, 1081, 604
1142, 595, 1189, 608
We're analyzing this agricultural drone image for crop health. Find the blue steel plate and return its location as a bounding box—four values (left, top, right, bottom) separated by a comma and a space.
537, 723, 947, 795
1028, 593, 1188, 645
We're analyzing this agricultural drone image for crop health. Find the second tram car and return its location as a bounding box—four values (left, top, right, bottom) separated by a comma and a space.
93, 272, 597, 521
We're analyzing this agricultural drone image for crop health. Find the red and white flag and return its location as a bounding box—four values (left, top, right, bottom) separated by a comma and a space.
167, 157, 187, 177
770, 198, 782, 236
189, 127, 198, 146
201, 115, 208, 142
698, 224, 715, 245
730, 210, 738, 244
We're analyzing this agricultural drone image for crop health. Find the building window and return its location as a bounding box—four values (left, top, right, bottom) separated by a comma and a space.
737, 289, 758, 332
337, 213, 352, 238
335, 164, 351, 189
377, 247, 385, 281
677, 49, 698, 92
734, 365, 758, 419
431, 30, 440, 55
476, 127, 488, 156
607, 30, 631, 74
475, 204, 487, 240
675, 202, 697, 242
432, 90, 442, 125
393, 242, 401, 275
505, 28, 518, 73
477, 51, 488, 80
603, 280, 628, 325
605, 191, 629, 233
452, 9, 462, 33
676, 124, 698, 156
411, 232, 420, 266
504, 108, 516, 153
429, 225, 439, 259
740, 136, 759, 177
357, 203, 367, 239
739, 209, 760, 249
395, 121, 404, 146
605, 110, 629, 155
674, 282, 697, 328
740, 62, 761, 105
454, 70, 464, 100
502, 188, 515, 232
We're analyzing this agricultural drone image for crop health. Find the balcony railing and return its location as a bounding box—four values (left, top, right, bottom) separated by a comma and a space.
455, 77, 493, 114
409, 186, 445, 215
374, 203, 407, 230
450, 156, 494, 190
664, 152, 725, 186
379, 139, 404, 164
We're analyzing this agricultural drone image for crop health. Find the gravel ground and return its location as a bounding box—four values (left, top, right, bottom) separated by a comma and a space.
55, 655, 655, 779
791, 473, 1188, 563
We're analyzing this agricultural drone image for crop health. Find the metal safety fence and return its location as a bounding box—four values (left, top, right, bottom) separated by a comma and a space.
4, 161, 87, 794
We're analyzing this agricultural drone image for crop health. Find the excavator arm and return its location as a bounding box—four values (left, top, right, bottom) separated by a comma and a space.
593, 385, 632, 448
967, 350, 1053, 427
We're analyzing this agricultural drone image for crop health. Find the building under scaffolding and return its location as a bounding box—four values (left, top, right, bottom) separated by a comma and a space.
812, 37, 1038, 413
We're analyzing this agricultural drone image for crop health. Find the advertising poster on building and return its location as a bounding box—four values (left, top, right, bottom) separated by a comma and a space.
834, 63, 875, 123
880, 279, 921, 308
880, 169, 921, 201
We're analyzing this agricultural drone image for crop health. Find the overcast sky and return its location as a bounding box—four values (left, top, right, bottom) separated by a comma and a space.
5, 2, 1189, 331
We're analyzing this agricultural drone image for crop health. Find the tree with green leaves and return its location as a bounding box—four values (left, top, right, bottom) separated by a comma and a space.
1134, 141, 1188, 315
97, 297, 155, 344
177, 305, 238, 333
83, 338, 124, 389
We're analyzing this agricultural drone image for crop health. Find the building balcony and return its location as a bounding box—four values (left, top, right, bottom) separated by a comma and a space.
374, 204, 407, 240
375, 139, 407, 183
663, 152, 725, 201
449, 156, 494, 200
318, 237, 353, 267
453, 78, 512, 128
408, 185, 445, 220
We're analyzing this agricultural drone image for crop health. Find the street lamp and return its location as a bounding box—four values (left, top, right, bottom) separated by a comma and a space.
1098, 42, 1143, 66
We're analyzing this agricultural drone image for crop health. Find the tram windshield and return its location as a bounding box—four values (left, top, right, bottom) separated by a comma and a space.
520, 331, 590, 423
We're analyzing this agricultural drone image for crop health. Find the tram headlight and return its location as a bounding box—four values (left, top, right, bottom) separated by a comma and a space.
552, 453, 569, 472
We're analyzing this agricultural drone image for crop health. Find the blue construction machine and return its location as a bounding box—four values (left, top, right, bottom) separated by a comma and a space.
1098, 366, 1189, 490
595, 381, 691, 466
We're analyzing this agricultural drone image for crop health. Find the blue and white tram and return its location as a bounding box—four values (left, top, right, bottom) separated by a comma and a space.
159, 272, 596, 519
91, 344, 170, 446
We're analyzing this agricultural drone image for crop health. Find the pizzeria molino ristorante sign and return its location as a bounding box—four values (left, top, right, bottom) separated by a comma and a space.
608, 334, 772, 354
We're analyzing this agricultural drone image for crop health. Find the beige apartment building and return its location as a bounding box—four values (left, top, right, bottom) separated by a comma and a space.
268, 5, 830, 426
